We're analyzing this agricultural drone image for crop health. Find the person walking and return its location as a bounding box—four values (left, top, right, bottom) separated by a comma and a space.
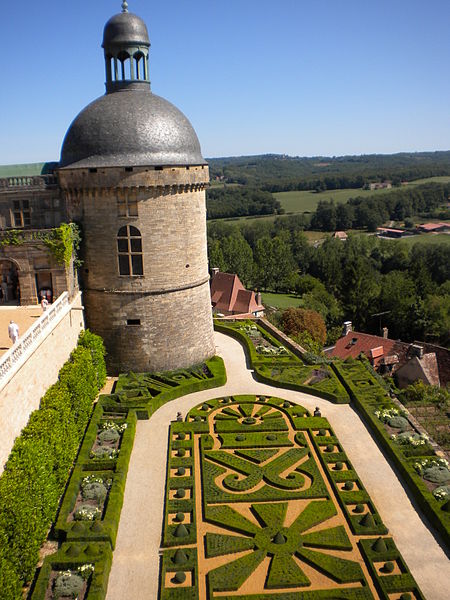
41, 296, 49, 311
8, 320, 19, 344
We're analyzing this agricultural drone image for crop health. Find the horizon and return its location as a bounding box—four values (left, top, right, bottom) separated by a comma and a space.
2, 0, 450, 163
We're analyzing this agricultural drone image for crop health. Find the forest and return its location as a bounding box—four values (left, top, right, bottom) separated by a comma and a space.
208, 151, 450, 190
207, 223, 450, 349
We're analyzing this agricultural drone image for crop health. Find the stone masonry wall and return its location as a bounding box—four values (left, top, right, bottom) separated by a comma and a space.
0, 294, 84, 473
59, 166, 215, 373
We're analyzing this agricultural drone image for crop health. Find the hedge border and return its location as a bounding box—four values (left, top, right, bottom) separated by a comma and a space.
333, 360, 450, 549
29, 542, 112, 600
215, 321, 349, 404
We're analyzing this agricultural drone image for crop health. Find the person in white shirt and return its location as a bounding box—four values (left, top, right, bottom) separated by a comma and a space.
8, 320, 19, 344
41, 297, 49, 311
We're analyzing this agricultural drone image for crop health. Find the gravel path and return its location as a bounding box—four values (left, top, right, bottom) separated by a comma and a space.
106, 332, 449, 600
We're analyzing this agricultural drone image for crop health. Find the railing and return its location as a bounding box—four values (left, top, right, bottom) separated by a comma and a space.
0, 228, 57, 244
0, 292, 71, 390
0, 174, 58, 189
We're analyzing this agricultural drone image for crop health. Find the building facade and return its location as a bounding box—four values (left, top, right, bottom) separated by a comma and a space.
0, 3, 215, 374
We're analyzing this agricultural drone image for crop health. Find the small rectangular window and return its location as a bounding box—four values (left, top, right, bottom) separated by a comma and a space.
89, 168, 97, 173
125, 167, 133, 172
126, 319, 141, 326
128, 200, 138, 216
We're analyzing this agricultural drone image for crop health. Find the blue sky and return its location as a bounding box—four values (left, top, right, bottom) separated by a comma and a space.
1, 0, 449, 164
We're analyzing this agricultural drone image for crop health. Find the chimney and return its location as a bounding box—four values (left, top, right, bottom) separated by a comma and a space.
211, 267, 219, 278
256, 291, 262, 305
411, 344, 424, 359
343, 321, 352, 336
382, 327, 388, 339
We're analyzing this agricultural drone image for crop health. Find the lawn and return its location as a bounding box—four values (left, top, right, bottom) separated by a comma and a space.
394, 233, 450, 245
261, 292, 302, 309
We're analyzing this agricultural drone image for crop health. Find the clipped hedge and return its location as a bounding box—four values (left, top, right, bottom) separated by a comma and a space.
30, 542, 112, 600
103, 355, 226, 416
54, 468, 126, 549
215, 320, 349, 403
333, 360, 450, 548
0, 330, 106, 595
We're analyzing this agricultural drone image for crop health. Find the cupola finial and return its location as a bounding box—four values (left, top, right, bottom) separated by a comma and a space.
121, 1, 129, 13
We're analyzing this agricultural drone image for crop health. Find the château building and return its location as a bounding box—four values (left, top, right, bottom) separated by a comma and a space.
0, 2, 215, 374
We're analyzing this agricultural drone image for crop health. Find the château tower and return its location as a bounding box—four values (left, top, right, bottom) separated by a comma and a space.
58, 2, 215, 373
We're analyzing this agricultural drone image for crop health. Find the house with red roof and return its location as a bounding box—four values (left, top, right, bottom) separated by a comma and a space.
327, 324, 446, 388
210, 269, 264, 318
417, 222, 450, 233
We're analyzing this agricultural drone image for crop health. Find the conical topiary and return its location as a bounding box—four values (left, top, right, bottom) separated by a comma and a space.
272, 532, 286, 545
84, 544, 99, 556
175, 488, 186, 499
90, 521, 103, 533
344, 481, 354, 491
175, 512, 185, 522
353, 504, 365, 514
176, 467, 186, 476
319, 429, 327, 436
177, 432, 186, 440
372, 537, 387, 552
173, 571, 186, 584
65, 545, 81, 557
173, 523, 189, 538
172, 549, 188, 565
360, 513, 375, 528
399, 594, 411, 600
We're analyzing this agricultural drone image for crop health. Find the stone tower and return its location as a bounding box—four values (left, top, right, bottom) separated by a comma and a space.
58, 2, 215, 374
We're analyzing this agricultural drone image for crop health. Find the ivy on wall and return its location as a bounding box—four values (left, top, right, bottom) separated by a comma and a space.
0, 223, 82, 268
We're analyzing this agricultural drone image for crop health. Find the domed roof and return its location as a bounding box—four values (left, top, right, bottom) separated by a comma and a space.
102, 12, 150, 48
59, 87, 206, 169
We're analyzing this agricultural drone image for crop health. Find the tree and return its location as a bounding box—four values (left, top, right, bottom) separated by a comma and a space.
221, 233, 255, 286
280, 307, 327, 345
254, 236, 295, 292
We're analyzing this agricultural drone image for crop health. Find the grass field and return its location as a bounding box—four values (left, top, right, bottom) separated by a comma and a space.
261, 292, 302, 309
392, 233, 450, 245
275, 176, 450, 215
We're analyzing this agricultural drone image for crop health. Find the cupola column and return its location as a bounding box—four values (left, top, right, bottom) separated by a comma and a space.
102, 1, 151, 93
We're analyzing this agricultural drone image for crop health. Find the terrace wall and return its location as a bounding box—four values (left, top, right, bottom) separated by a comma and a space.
0, 293, 84, 473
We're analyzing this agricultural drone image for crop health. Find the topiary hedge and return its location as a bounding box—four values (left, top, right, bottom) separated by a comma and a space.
214, 321, 349, 404
0, 330, 106, 595
29, 542, 112, 600
333, 360, 450, 549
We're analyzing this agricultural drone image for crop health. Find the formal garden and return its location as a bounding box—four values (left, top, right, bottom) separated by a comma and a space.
160, 395, 424, 599
0, 322, 448, 599
214, 320, 350, 403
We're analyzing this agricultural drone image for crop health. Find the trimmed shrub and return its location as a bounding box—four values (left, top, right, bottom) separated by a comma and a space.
423, 466, 450, 484
388, 416, 409, 430
0, 331, 106, 587
382, 561, 395, 573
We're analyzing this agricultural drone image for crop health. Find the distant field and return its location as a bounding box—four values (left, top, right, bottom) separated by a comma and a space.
394, 233, 450, 245
261, 292, 302, 309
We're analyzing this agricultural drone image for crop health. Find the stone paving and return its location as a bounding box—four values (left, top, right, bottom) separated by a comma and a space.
0, 304, 42, 356
106, 332, 450, 600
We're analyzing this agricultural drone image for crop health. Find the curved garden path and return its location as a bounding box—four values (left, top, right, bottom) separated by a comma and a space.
106, 332, 449, 600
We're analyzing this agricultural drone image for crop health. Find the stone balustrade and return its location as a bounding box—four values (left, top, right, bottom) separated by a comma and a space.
0, 292, 70, 390
0, 174, 58, 189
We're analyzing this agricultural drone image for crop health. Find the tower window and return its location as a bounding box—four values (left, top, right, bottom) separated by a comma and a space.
117, 196, 138, 217
117, 225, 143, 276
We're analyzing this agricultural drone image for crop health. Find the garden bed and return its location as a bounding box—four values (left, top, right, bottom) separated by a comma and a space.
159, 395, 423, 599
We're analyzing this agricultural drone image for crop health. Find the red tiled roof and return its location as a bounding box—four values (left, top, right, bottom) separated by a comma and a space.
210, 272, 264, 315
418, 222, 449, 231
330, 331, 409, 368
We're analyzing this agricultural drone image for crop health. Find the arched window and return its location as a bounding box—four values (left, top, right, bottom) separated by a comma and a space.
117, 225, 143, 275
